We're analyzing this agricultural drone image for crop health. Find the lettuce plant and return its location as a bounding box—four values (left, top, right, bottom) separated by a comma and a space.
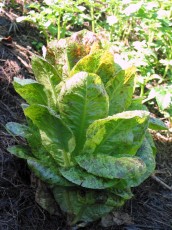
6, 30, 167, 225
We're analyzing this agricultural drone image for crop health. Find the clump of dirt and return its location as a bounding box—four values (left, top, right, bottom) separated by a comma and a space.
0, 5, 172, 230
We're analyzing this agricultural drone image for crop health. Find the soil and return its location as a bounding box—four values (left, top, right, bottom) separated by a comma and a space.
0, 3, 172, 230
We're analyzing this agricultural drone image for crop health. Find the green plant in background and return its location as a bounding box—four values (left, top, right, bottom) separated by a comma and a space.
16, 0, 172, 88
17, 0, 86, 40
145, 85, 172, 128
6, 30, 167, 226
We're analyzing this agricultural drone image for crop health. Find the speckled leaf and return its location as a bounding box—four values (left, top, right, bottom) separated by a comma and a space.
83, 110, 150, 156
13, 77, 48, 106
136, 138, 156, 182
76, 154, 146, 180
59, 166, 117, 189
28, 159, 73, 186
58, 72, 108, 155
6, 122, 28, 138
112, 187, 133, 200
23, 119, 60, 167
7, 145, 33, 159
35, 180, 60, 215
70, 50, 118, 84
24, 105, 75, 166
149, 117, 168, 130
31, 56, 61, 109
52, 186, 119, 224
106, 66, 136, 115
145, 131, 156, 155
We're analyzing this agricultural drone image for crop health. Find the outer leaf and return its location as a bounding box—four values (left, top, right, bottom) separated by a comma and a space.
135, 138, 156, 182
70, 50, 119, 84
13, 77, 48, 106
6, 122, 28, 138
25, 119, 55, 163
111, 187, 133, 200
24, 105, 75, 167
83, 110, 150, 156
53, 186, 118, 223
76, 154, 146, 180
31, 56, 61, 109
7, 145, 33, 159
106, 66, 136, 115
58, 72, 109, 154
28, 159, 72, 186
145, 131, 156, 155
149, 117, 168, 130
60, 166, 117, 189
128, 98, 148, 111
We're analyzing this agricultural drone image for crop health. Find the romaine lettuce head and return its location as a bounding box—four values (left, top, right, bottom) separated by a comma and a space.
6, 30, 167, 225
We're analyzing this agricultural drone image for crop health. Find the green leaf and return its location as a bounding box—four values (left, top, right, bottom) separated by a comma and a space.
76, 154, 146, 180
53, 186, 117, 223
31, 56, 61, 109
24, 105, 75, 167
83, 110, 150, 156
111, 187, 133, 200
154, 87, 172, 111
6, 122, 28, 138
106, 66, 136, 115
7, 145, 33, 159
28, 159, 72, 186
58, 72, 109, 154
136, 138, 156, 182
25, 119, 53, 161
13, 77, 48, 106
128, 98, 148, 111
70, 50, 118, 84
149, 117, 168, 130
60, 166, 117, 189
145, 131, 156, 155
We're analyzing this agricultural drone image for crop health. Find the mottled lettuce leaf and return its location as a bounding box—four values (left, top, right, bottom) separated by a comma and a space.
31, 56, 61, 109
106, 66, 136, 115
7, 145, 34, 159
52, 186, 123, 224
13, 77, 48, 106
24, 104, 75, 166
70, 50, 119, 84
83, 110, 150, 156
60, 166, 117, 189
28, 159, 72, 186
76, 154, 146, 180
58, 71, 109, 155
136, 138, 156, 182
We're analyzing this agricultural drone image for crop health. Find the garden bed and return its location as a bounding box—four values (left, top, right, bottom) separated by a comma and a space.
0, 5, 172, 230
